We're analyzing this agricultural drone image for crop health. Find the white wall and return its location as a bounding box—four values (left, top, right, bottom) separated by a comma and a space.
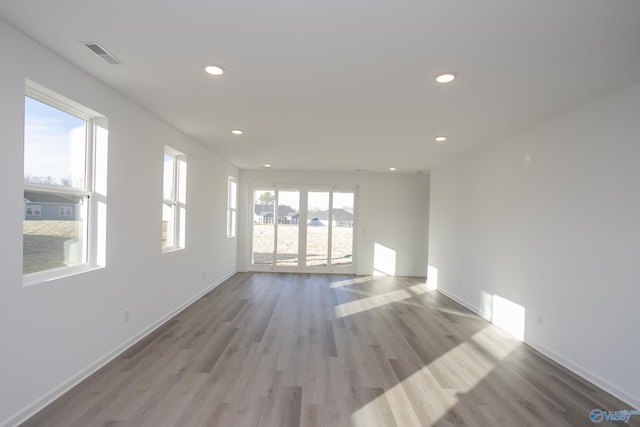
428, 82, 640, 407
0, 19, 238, 426
239, 169, 430, 277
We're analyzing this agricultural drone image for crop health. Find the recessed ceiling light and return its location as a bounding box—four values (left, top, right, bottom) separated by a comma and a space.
231, 129, 243, 135
205, 65, 224, 76
435, 136, 448, 143
435, 72, 456, 83
263, 163, 272, 168
389, 167, 397, 171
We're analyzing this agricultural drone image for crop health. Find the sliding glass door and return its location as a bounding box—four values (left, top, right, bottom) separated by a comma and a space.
306, 191, 330, 267
330, 191, 355, 270
276, 190, 300, 267
250, 186, 356, 273
252, 189, 275, 266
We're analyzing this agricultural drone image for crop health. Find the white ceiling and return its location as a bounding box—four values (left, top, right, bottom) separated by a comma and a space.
2, 0, 640, 173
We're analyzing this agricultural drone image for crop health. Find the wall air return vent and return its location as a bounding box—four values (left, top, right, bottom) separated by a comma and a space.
83, 42, 122, 65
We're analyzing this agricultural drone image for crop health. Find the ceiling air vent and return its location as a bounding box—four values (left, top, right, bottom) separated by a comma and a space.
83, 42, 122, 65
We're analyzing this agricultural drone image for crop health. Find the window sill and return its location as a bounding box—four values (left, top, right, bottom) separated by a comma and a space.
23, 264, 104, 287
162, 247, 185, 254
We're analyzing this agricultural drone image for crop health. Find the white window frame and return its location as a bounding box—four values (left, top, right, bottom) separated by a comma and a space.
162, 146, 187, 252
23, 81, 104, 284
227, 176, 238, 238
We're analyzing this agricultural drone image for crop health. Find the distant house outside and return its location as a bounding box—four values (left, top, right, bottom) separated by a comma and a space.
254, 204, 297, 224
254, 205, 353, 227
24, 191, 80, 221
312, 208, 354, 227
307, 217, 324, 226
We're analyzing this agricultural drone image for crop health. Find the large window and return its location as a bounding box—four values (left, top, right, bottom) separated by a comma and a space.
162, 146, 187, 251
23, 83, 106, 278
251, 186, 356, 273
227, 177, 238, 238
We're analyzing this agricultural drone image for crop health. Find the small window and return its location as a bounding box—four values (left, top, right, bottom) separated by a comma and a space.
25, 205, 41, 217
162, 146, 187, 251
23, 82, 106, 278
227, 177, 238, 238
59, 206, 73, 217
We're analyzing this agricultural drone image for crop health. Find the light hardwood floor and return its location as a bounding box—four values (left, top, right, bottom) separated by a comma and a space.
21, 273, 638, 426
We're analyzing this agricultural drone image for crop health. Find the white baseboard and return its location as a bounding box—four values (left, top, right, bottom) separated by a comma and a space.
2, 270, 236, 427
436, 287, 640, 410
437, 286, 492, 320
525, 339, 640, 410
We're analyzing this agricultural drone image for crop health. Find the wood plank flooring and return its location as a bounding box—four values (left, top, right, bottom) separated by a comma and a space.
21, 273, 638, 426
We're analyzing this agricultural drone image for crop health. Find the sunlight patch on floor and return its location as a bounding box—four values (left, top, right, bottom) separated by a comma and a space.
351, 327, 520, 425
329, 275, 384, 289
334, 284, 432, 318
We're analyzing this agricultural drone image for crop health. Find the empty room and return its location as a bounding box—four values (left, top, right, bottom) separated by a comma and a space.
1, 1, 639, 426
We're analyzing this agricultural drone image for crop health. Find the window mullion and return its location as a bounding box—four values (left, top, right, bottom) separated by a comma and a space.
85, 119, 94, 192
174, 157, 180, 248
